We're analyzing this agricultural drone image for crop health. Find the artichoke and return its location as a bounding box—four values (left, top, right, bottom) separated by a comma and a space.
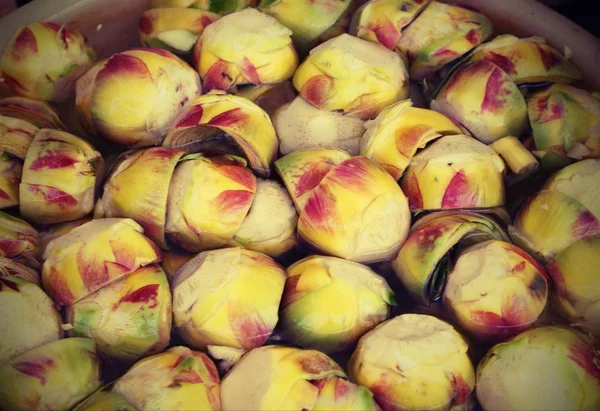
400, 134, 506, 211
274, 96, 366, 156
528, 84, 600, 162
396, 1, 492, 80
276, 148, 411, 263
42, 218, 163, 306
468, 34, 581, 85
172, 247, 286, 350
194, 8, 298, 91
114, 346, 221, 410
477, 326, 600, 410
444, 240, 549, 340
164, 91, 279, 177
221, 345, 378, 410
293, 33, 409, 119
139, 8, 220, 56
0, 338, 101, 410
349, 314, 475, 411
259, 0, 351, 52
351, 0, 431, 51
20, 129, 103, 224
510, 159, 600, 262
75, 48, 201, 147
95, 147, 184, 249
281, 255, 395, 353
360, 99, 462, 179
0, 22, 95, 102
431, 60, 528, 144
546, 235, 600, 337
66, 264, 172, 362
393, 210, 510, 304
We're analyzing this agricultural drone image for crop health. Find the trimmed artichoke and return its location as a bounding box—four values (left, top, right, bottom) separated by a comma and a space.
42, 218, 163, 306
75, 48, 201, 148
476, 326, 600, 410
172, 247, 286, 350
444, 240, 549, 340
528, 84, 600, 162
393, 210, 510, 304
468, 35, 581, 85
0, 277, 62, 365
293, 33, 409, 119
396, 1, 492, 80
546, 235, 600, 336
114, 346, 221, 410
194, 8, 298, 91
0, 338, 101, 410
274, 96, 366, 156
351, 0, 430, 51
95, 147, 184, 249
276, 149, 411, 263
349, 314, 475, 411
139, 8, 220, 56
221, 345, 378, 410
164, 91, 278, 177
20, 129, 103, 224
510, 159, 600, 262
66, 264, 172, 362
0, 22, 95, 102
165, 155, 256, 252
360, 100, 462, 179
431, 60, 528, 144
259, 0, 351, 52
281, 255, 395, 353
400, 134, 506, 211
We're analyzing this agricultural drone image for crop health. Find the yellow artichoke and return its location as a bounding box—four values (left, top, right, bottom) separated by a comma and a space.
349, 314, 475, 411
281, 255, 395, 353
66, 264, 172, 362
172, 247, 286, 349
0, 22, 95, 102
164, 91, 278, 177
19, 129, 103, 224
400, 134, 506, 211
293, 33, 409, 119
114, 346, 221, 410
221, 345, 378, 410
42, 218, 163, 306
75, 48, 201, 147
276, 149, 411, 263
194, 8, 298, 91
0, 338, 101, 410
139, 8, 220, 56
476, 326, 600, 410
444, 240, 549, 341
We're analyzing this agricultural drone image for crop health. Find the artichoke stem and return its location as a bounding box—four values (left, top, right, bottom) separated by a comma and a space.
491, 136, 539, 177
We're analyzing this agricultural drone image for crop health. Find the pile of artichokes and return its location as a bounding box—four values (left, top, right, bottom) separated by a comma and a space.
0, 0, 599, 410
